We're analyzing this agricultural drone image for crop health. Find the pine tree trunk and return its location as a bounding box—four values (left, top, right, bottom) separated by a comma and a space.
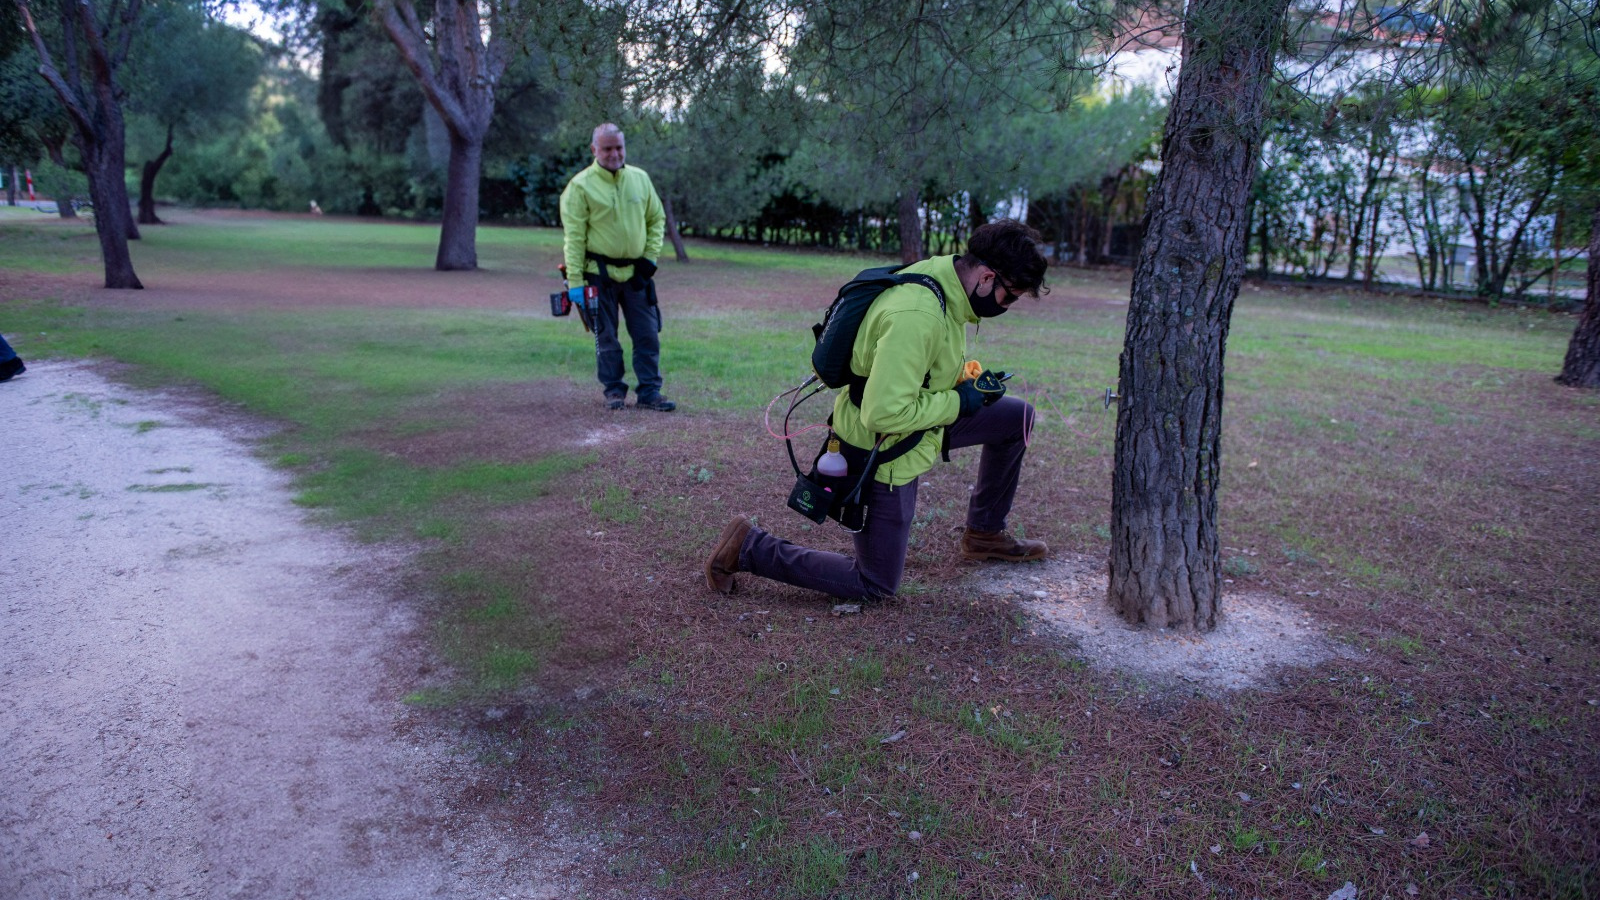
1107, 0, 1289, 631
1556, 204, 1600, 388
898, 190, 923, 264
138, 125, 174, 226
663, 195, 689, 262
435, 131, 481, 270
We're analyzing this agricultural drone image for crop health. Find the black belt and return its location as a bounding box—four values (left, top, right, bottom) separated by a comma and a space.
585, 251, 645, 285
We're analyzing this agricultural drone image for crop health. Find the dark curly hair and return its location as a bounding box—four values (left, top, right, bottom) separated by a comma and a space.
965, 219, 1050, 297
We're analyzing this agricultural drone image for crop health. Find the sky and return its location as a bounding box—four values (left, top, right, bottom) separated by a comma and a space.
218, 0, 286, 44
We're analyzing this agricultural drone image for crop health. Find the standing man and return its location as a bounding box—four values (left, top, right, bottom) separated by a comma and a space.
561, 122, 674, 411
705, 219, 1051, 601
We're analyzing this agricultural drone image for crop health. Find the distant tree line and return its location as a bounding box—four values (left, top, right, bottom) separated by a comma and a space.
2, 0, 1593, 307
4, 0, 1597, 635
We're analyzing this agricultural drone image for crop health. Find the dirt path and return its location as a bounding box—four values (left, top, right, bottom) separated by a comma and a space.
0, 361, 565, 899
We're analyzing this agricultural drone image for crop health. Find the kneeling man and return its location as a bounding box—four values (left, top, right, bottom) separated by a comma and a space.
706, 219, 1052, 600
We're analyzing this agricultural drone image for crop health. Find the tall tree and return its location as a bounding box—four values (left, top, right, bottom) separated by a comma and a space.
1107, 0, 1291, 630
1426, 0, 1600, 380
625, 77, 794, 261
124, 4, 262, 224
1107, 0, 1600, 627
377, 0, 512, 270
13, 0, 145, 288
997, 89, 1166, 263
780, 0, 1099, 262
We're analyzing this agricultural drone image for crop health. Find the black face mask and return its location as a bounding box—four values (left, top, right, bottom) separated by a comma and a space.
969, 280, 1009, 318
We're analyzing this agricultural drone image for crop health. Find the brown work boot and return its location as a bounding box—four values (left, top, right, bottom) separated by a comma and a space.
705, 516, 753, 593
958, 527, 1048, 562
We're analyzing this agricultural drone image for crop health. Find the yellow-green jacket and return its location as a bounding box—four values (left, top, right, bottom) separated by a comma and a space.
560, 162, 665, 284
832, 255, 974, 487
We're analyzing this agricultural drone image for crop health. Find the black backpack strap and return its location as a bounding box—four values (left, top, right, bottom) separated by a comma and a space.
828, 428, 927, 469
894, 272, 946, 309
828, 429, 929, 507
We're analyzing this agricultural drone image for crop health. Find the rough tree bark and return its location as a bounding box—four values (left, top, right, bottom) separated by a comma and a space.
137, 123, 172, 225
379, 0, 507, 271
898, 190, 923, 264
1555, 203, 1600, 388
1107, 0, 1291, 631
15, 0, 143, 288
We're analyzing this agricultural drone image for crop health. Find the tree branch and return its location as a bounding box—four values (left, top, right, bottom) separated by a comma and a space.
378, 0, 473, 136
14, 0, 95, 134
76, 0, 115, 88
112, 0, 142, 70
58, 0, 81, 81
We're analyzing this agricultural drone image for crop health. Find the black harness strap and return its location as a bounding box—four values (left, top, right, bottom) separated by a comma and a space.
585, 251, 661, 328
585, 251, 646, 284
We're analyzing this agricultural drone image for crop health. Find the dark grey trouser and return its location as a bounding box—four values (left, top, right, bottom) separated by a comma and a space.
740, 396, 1035, 599
589, 276, 662, 401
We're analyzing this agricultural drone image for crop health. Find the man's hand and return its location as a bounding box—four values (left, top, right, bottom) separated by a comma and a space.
973, 369, 1008, 404
955, 380, 986, 417
634, 258, 658, 282
956, 370, 1008, 417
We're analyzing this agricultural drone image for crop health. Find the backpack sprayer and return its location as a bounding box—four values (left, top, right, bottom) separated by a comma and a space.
549, 263, 600, 332
767, 266, 1021, 532
768, 356, 1011, 532
766, 265, 1119, 532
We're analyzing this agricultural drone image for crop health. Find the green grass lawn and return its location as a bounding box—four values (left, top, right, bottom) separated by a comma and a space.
3, 210, 1595, 899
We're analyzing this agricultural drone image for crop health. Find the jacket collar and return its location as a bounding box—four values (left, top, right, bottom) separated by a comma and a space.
590, 162, 626, 183
933, 255, 978, 325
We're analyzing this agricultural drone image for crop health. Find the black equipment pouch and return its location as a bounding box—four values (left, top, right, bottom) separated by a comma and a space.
834, 494, 869, 532
786, 430, 922, 533
786, 473, 831, 524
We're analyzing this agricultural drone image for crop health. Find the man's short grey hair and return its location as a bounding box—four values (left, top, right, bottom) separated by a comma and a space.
592, 123, 623, 144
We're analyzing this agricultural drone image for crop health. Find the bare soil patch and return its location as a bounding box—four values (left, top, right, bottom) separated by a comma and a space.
971, 553, 1358, 693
